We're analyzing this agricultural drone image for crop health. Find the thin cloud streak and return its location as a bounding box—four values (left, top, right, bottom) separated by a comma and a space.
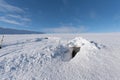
0, 0, 31, 26
0, 0, 24, 13
0, 16, 21, 25
7, 14, 31, 22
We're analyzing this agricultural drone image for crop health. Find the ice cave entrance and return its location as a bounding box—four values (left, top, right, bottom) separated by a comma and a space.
71, 47, 80, 58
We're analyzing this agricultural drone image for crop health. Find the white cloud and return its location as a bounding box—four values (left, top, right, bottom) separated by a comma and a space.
0, 14, 31, 25
7, 14, 31, 22
0, 0, 24, 13
43, 26, 86, 33
0, 16, 21, 25
0, 0, 31, 26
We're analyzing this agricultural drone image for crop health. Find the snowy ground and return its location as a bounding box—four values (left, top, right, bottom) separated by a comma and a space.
0, 34, 120, 80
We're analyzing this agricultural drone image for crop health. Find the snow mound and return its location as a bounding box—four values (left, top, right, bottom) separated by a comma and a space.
51, 37, 101, 61
67, 37, 90, 47
67, 37, 101, 49
42, 37, 105, 62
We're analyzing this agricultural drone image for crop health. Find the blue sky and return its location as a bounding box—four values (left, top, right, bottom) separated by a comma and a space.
0, 0, 120, 33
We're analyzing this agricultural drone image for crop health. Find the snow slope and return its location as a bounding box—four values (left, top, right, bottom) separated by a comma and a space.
0, 34, 120, 80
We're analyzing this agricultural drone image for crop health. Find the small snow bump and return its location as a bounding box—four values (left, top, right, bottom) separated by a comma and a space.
90, 41, 106, 49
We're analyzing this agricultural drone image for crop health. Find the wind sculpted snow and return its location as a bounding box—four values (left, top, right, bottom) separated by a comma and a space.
0, 34, 120, 80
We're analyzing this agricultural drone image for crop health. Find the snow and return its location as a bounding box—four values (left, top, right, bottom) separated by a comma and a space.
67, 37, 90, 47
0, 34, 120, 80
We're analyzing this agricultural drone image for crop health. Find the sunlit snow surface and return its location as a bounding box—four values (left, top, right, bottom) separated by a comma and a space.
0, 34, 120, 80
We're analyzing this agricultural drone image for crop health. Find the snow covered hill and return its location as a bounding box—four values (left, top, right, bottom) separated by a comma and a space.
0, 34, 120, 80
0, 27, 44, 34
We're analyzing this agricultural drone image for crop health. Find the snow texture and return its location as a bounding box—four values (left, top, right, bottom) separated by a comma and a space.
0, 34, 120, 80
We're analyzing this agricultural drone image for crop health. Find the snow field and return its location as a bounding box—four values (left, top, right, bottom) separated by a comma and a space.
0, 34, 120, 80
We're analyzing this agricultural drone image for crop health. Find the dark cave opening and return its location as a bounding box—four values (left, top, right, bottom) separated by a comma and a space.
71, 47, 80, 58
